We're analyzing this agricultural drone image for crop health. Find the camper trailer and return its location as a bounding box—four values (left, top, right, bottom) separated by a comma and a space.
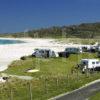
32, 49, 58, 58
80, 59, 100, 72
65, 47, 82, 54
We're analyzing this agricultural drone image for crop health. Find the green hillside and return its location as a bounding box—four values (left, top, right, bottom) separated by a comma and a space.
0, 22, 100, 38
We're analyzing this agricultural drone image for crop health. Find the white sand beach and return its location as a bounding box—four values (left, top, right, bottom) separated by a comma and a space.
0, 38, 91, 71
0, 38, 63, 71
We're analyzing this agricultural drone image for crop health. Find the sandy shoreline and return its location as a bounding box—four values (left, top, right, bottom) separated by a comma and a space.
0, 38, 91, 71
0, 38, 66, 71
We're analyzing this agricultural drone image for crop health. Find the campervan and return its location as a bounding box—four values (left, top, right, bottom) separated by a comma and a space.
80, 59, 100, 71
32, 49, 58, 58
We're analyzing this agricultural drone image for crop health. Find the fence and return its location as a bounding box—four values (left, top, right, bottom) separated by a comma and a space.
0, 71, 100, 100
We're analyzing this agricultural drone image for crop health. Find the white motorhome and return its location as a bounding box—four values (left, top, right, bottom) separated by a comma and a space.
32, 49, 58, 58
80, 59, 100, 71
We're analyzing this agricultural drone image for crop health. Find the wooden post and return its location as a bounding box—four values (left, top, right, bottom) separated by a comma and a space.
56, 77, 59, 89
67, 74, 69, 87
10, 87, 13, 100
29, 82, 32, 100
76, 70, 79, 82
44, 77, 48, 94
6, 79, 13, 100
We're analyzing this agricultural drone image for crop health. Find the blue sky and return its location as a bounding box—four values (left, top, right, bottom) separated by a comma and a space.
0, 0, 100, 33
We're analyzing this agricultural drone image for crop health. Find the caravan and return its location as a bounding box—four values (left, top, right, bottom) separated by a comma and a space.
32, 49, 58, 58
79, 59, 100, 72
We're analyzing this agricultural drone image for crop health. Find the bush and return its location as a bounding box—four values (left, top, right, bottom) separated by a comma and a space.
20, 56, 26, 60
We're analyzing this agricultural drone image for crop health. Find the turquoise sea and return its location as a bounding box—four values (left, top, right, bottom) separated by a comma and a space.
0, 39, 24, 45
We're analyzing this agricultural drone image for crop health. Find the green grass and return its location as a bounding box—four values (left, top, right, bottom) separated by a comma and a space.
89, 92, 100, 100
4, 53, 97, 77
56, 38, 100, 44
2, 53, 100, 100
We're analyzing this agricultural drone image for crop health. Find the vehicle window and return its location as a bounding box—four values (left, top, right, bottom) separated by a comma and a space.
96, 62, 99, 64
52, 51, 54, 54
83, 61, 87, 65
65, 48, 67, 51
41, 51, 44, 53
92, 62, 95, 64
39, 50, 44, 53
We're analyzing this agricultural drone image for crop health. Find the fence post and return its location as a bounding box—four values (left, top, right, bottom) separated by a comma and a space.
44, 77, 48, 94
6, 79, 13, 100
10, 87, 13, 100
29, 82, 33, 100
56, 76, 59, 90
76, 70, 79, 82
67, 74, 69, 87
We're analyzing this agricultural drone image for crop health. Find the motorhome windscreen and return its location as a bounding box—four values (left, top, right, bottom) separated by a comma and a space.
81, 60, 88, 65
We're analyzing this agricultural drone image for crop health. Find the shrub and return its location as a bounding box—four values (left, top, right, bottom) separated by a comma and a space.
20, 56, 26, 60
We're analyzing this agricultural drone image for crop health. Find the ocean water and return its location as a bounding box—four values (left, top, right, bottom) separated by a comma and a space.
0, 39, 24, 45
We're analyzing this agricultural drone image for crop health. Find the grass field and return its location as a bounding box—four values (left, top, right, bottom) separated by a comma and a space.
4, 53, 97, 76
57, 38, 100, 44
1, 53, 100, 100
89, 92, 100, 100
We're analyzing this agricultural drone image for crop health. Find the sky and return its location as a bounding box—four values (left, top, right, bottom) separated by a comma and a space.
0, 0, 100, 33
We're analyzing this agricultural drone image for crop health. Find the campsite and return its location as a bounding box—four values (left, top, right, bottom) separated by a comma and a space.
0, 0, 100, 99
0, 38, 99, 100
0, 45, 99, 100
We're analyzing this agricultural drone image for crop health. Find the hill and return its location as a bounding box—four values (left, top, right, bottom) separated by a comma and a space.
0, 22, 100, 38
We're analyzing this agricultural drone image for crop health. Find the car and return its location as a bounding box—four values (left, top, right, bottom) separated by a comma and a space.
58, 51, 70, 58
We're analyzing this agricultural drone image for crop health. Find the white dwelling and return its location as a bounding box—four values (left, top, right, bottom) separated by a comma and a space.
80, 59, 100, 72
65, 47, 82, 54
32, 49, 58, 58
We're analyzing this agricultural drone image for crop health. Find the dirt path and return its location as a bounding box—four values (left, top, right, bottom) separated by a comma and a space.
1, 73, 33, 80
9, 75, 33, 80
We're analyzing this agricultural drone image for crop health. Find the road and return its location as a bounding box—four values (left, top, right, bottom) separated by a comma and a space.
50, 80, 100, 100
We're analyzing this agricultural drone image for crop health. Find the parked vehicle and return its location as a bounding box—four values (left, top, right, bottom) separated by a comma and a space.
65, 47, 82, 54
82, 46, 88, 52
88, 46, 97, 53
32, 49, 58, 58
58, 51, 70, 58
96, 46, 100, 52
79, 59, 100, 72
